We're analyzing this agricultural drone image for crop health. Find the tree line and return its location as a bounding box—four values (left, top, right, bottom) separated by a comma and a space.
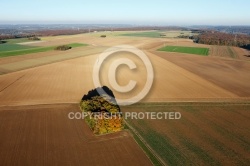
191, 31, 250, 49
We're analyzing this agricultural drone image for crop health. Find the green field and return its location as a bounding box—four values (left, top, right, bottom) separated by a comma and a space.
0, 38, 39, 52
124, 102, 250, 165
124, 123, 162, 166
0, 38, 38, 52
2, 38, 31, 44
120, 31, 164, 38
0, 43, 37, 52
158, 45, 209, 56
0, 43, 88, 58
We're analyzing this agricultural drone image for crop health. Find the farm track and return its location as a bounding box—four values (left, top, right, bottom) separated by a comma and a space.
124, 103, 250, 165
124, 120, 167, 166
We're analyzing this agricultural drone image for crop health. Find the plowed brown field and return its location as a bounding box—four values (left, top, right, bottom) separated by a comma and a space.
155, 51, 250, 97
0, 104, 152, 166
0, 47, 240, 106
0, 33, 244, 105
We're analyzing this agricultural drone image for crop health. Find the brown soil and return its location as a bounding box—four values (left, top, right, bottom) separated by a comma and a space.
0, 104, 152, 166
155, 51, 250, 97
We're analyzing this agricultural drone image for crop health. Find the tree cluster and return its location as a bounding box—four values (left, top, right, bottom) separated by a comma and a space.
0, 40, 7, 44
54, 45, 72, 51
28, 36, 41, 40
0, 34, 36, 40
80, 86, 124, 135
36, 29, 87, 36
192, 31, 250, 49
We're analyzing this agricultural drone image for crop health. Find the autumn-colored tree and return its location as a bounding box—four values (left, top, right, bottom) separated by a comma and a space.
80, 87, 124, 135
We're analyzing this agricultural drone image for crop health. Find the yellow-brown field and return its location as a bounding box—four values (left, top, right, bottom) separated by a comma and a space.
1, 32, 249, 105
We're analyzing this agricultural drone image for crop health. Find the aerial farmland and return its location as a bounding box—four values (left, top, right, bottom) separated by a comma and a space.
0, 1, 250, 166
0, 30, 249, 165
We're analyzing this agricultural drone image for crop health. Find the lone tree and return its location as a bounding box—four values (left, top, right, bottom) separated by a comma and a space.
54, 45, 72, 51
28, 36, 41, 40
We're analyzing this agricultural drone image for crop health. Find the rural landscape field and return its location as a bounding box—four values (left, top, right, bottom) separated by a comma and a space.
1, 1, 250, 166
1, 29, 249, 166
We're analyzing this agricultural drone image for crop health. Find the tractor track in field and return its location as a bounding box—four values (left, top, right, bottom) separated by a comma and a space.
124, 120, 167, 166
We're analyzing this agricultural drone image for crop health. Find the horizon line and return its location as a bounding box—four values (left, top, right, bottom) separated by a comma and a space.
0, 23, 250, 27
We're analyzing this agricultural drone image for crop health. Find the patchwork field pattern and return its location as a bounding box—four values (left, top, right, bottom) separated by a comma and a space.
0, 31, 249, 166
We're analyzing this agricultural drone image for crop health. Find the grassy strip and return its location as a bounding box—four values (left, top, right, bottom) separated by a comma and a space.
227, 46, 237, 58
68, 43, 88, 47
124, 123, 162, 166
0, 44, 37, 52
0, 46, 55, 57
0, 43, 87, 58
158, 45, 209, 56
0, 38, 36, 52
2, 38, 31, 44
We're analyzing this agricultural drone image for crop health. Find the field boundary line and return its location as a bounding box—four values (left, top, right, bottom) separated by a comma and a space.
0, 102, 79, 108
126, 101, 250, 108
0, 74, 25, 93
1, 100, 250, 108
124, 120, 167, 166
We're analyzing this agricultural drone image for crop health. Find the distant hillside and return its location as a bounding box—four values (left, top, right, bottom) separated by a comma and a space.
0, 24, 188, 40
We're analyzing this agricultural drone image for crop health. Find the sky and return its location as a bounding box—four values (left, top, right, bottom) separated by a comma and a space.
0, 0, 249, 25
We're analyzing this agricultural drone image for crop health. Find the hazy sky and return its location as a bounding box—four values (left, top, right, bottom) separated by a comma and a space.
0, 0, 249, 25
